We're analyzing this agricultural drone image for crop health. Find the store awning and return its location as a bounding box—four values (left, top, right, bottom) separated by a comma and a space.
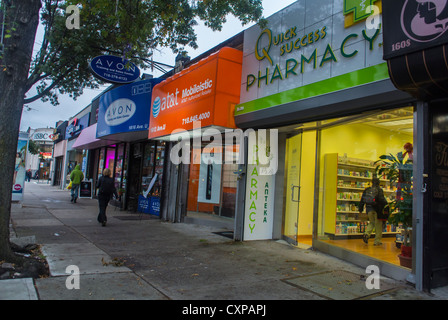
72, 123, 119, 150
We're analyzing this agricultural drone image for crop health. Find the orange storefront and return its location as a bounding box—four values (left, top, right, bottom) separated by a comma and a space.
149, 47, 243, 223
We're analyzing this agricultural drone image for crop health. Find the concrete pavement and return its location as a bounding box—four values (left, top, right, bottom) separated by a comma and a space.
2, 181, 447, 302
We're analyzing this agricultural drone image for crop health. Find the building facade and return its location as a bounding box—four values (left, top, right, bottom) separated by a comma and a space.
231, 0, 448, 292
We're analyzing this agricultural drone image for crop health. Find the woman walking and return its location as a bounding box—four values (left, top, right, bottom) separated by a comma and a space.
96, 168, 118, 226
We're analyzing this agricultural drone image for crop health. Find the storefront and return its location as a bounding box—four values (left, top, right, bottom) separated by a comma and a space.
64, 112, 90, 187
73, 78, 163, 212
27, 128, 55, 181
234, 0, 422, 284
52, 121, 68, 186
148, 47, 243, 225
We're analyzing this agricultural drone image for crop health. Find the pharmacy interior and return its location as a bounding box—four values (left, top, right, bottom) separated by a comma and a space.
281, 107, 415, 266
234, 0, 420, 280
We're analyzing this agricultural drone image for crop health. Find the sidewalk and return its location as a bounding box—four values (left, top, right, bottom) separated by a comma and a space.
2, 181, 447, 301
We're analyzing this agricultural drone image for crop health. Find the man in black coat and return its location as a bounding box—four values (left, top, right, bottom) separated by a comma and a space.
96, 168, 118, 226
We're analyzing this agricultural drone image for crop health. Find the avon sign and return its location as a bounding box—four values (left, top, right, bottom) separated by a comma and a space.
97, 78, 162, 138
89, 55, 140, 84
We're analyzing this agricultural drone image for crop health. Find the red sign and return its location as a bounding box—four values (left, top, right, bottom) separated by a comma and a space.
39, 152, 52, 158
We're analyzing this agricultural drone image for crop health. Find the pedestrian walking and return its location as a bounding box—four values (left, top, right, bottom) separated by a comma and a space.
96, 168, 118, 226
70, 164, 84, 203
358, 177, 388, 245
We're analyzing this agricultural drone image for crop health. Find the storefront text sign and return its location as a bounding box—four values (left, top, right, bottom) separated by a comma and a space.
97, 78, 161, 138
382, 0, 448, 59
243, 131, 276, 241
89, 55, 140, 84
236, 0, 387, 116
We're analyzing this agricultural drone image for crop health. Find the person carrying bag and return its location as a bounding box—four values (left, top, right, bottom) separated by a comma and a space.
358, 177, 388, 245
70, 165, 84, 203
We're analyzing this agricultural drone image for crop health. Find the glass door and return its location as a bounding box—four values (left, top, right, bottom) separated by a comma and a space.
283, 132, 303, 245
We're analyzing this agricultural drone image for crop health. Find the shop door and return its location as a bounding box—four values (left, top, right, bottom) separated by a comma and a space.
425, 101, 448, 290
127, 144, 142, 212
283, 133, 303, 245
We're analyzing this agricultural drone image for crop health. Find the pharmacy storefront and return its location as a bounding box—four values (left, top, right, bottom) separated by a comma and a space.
235, 0, 423, 284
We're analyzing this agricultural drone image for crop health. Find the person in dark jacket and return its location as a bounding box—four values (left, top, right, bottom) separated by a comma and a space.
96, 168, 118, 226
358, 177, 388, 245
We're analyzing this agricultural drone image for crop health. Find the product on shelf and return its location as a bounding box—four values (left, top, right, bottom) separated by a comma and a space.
324, 153, 399, 238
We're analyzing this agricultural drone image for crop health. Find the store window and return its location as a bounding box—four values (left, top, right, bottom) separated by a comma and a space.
97, 148, 105, 181
114, 143, 126, 190
124, 141, 166, 213
139, 141, 165, 197
316, 107, 414, 268
105, 146, 116, 170
281, 106, 415, 268
142, 143, 155, 193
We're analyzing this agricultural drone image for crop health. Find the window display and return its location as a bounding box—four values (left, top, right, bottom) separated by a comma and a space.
186, 141, 239, 218
281, 106, 415, 268
317, 107, 414, 267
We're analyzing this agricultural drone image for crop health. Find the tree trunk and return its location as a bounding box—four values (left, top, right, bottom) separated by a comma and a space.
0, 0, 41, 263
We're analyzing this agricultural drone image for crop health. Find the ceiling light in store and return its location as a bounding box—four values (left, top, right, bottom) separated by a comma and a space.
376, 118, 414, 127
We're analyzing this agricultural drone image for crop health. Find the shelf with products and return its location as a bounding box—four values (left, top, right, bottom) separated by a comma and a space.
323, 153, 399, 239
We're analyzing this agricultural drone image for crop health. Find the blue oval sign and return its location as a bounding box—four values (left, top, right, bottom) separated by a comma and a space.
89, 55, 140, 84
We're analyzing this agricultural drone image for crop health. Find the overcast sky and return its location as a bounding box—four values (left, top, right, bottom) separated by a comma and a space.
20, 0, 297, 131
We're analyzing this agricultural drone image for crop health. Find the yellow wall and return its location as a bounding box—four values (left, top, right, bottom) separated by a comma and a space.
284, 119, 414, 239
298, 131, 316, 236
320, 123, 413, 162
316, 122, 413, 235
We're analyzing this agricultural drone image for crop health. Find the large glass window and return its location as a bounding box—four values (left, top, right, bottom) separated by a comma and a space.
281, 106, 415, 268
114, 143, 126, 190
316, 107, 414, 268
186, 138, 239, 219
138, 141, 165, 198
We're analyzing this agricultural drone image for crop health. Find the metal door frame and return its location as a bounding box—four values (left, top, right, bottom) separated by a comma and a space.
282, 130, 303, 245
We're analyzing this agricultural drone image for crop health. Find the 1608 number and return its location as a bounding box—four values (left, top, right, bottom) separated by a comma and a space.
391, 39, 411, 52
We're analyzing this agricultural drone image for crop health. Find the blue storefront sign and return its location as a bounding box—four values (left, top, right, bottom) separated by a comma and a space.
137, 195, 151, 214
149, 196, 160, 216
66, 113, 90, 140
97, 78, 162, 138
89, 55, 140, 84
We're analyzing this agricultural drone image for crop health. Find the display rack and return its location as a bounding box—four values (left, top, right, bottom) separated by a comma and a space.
323, 153, 399, 239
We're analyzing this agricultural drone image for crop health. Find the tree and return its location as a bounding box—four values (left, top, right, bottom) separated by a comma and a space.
28, 139, 41, 155
0, 0, 264, 264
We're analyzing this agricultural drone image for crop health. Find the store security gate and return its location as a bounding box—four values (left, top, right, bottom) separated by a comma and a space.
425, 101, 448, 290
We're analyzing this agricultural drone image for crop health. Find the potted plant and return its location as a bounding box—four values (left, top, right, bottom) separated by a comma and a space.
375, 151, 413, 268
